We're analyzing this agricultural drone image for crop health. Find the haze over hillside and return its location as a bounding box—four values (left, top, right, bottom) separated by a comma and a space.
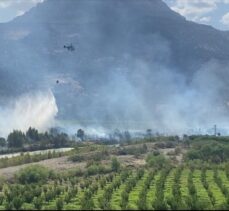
1, 0, 229, 136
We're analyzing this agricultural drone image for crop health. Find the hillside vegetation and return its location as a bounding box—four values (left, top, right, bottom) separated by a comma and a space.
0, 134, 229, 210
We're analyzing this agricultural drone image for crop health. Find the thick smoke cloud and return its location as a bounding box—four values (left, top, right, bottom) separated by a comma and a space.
56, 53, 229, 136
1, 0, 229, 136
54, 34, 229, 135
0, 90, 58, 137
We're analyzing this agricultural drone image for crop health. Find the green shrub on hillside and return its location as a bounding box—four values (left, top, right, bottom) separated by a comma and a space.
16, 165, 51, 184
146, 153, 171, 169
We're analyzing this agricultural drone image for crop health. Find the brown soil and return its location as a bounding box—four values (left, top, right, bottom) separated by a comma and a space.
117, 155, 146, 167
0, 156, 86, 180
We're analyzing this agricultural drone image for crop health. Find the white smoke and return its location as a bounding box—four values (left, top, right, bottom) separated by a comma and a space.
0, 90, 58, 137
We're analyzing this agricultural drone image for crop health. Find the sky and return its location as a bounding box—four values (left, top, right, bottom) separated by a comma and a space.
164, 0, 229, 31
0, 0, 44, 23
0, 0, 228, 31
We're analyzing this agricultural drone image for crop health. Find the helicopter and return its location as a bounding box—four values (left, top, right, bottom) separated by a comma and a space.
64, 43, 75, 51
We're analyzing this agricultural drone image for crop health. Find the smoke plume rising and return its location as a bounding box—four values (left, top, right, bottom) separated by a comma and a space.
0, 90, 58, 137
1, 0, 229, 136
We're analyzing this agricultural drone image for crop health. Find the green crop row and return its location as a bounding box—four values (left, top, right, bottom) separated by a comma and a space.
1, 167, 229, 210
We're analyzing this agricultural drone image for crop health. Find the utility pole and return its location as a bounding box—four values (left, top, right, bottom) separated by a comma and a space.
214, 124, 217, 136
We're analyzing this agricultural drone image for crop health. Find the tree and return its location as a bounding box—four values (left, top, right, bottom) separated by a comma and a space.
146, 153, 170, 169
26, 127, 39, 142
0, 138, 6, 147
49, 127, 60, 136
81, 190, 94, 210
0, 193, 4, 205
16, 165, 50, 184
7, 130, 26, 148
120, 190, 129, 209
111, 157, 120, 172
56, 198, 64, 210
77, 129, 85, 141
54, 133, 69, 147
124, 131, 131, 142
33, 196, 43, 210
64, 193, 71, 203
146, 129, 152, 138
12, 197, 24, 210
5, 201, 13, 210
137, 189, 147, 210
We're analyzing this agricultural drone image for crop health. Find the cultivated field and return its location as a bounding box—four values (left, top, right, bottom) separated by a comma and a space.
0, 135, 228, 210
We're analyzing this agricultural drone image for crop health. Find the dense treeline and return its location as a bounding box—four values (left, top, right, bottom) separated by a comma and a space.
0, 150, 68, 169
0, 127, 74, 153
188, 135, 229, 143
186, 141, 229, 163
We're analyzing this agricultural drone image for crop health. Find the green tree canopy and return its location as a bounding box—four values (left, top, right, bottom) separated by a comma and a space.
111, 157, 120, 172
26, 127, 40, 142
7, 130, 26, 148
77, 129, 85, 141
0, 137, 6, 147
16, 165, 51, 184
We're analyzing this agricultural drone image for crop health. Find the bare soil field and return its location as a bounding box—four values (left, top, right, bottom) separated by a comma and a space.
0, 156, 86, 180
0, 154, 146, 179
117, 155, 146, 167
